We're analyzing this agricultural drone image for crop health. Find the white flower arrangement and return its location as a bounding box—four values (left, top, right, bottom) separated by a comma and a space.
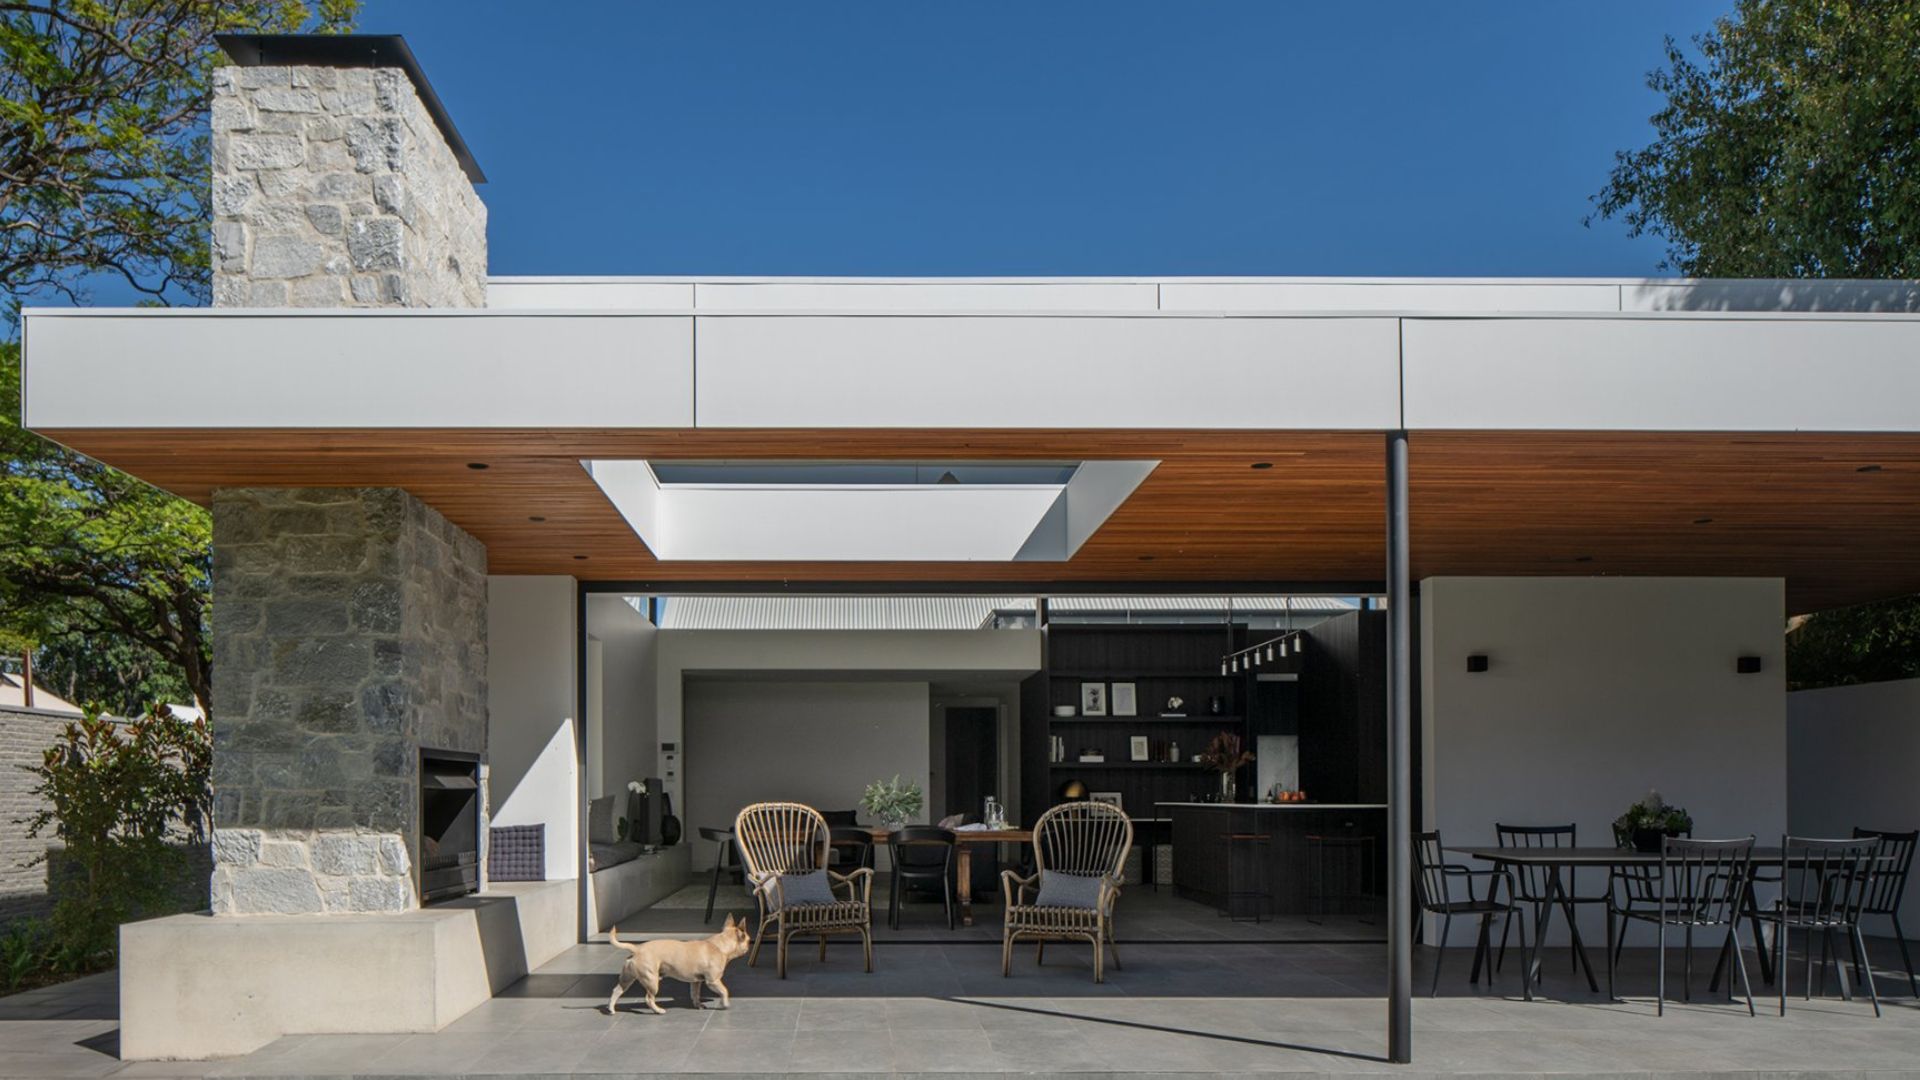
628, 780, 647, 795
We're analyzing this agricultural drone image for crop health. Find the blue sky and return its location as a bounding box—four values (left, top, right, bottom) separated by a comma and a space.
352, 1, 1729, 278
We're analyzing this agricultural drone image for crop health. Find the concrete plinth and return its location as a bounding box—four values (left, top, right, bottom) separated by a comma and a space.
118, 880, 574, 1060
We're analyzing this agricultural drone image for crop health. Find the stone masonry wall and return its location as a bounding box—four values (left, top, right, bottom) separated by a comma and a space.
208, 488, 487, 914
211, 64, 487, 308
0, 705, 70, 926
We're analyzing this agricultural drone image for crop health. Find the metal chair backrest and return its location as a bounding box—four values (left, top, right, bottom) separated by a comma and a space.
889, 825, 955, 870
1412, 831, 1453, 909
1658, 836, 1754, 926
1852, 827, 1917, 916
733, 802, 828, 879
1495, 823, 1576, 902
1780, 835, 1879, 927
1032, 800, 1132, 879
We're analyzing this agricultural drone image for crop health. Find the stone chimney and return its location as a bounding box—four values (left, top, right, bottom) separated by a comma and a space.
210, 35, 487, 308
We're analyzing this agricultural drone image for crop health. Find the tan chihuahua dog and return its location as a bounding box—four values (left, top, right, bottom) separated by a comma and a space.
606, 915, 751, 1014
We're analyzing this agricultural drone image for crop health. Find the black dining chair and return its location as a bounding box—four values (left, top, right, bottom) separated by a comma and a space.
889, 825, 956, 930
1494, 823, 1604, 989
1758, 835, 1881, 1017
1852, 827, 1918, 998
828, 826, 876, 878
1606, 836, 1756, 1016
1413, 831, 1525, 998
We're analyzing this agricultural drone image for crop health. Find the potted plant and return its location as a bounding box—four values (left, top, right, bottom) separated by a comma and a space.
1198, 731, 1254, 803
1612, 790, 1694, 853
861, 774, 924, 831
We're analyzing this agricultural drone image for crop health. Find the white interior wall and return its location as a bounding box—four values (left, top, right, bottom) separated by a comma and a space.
486, 576, 580, 883
586, 595, 659, 797
684, 681, 931, 871
1787, 677, 1920, 937
1421, 576, 1788, 944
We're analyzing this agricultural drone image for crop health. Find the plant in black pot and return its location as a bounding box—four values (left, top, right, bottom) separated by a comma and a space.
1612, 790, 1693, 853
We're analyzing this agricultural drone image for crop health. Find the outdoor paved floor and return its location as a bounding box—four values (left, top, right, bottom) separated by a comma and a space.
2, 933, 1917, 1078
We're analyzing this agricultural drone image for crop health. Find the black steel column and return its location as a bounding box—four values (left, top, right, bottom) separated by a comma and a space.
1386, 430, 1412, 1063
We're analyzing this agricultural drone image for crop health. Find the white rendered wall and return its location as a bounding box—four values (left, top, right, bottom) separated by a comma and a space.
1787, 678, 1920, 937
587, 595, 658, 796
684, 680, 932, 873
486, 576, 579, 882
1421, 577, 1788, 944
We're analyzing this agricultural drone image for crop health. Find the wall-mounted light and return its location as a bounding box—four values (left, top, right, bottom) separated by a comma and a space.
1736, 655, 1763, 674
1467, 654, 1490, 673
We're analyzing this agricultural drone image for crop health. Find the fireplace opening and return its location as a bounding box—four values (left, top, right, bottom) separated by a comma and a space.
419, 748, 481, 904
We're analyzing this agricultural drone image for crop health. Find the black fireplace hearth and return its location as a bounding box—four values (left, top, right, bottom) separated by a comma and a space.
419, 748, 481, 904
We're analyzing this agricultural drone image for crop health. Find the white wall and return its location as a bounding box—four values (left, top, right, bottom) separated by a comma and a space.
586, 595, 658, 798
1788, 678, 1920, 937
1422, 577, 1788, 943
683, 680, 932, 869
487, 576, 579, 883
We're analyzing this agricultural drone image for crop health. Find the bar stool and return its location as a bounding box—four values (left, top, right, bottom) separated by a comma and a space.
1220, 814, 1272, 923
1306, 830, 1377, 925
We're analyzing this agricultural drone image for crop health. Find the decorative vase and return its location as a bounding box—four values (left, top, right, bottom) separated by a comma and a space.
1631, 826, 1671, 854
1217, 771, 1237, 803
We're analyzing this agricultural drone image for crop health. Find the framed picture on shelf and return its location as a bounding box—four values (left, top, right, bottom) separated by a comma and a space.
1112, 682, 1137, 716
1079, 682, 1108, 716
1129, 735, 1150, 761
1089, 791, 1125, 812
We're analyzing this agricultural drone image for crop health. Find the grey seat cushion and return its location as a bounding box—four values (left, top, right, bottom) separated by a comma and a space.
587, 795, 619, 845
1034, 870, 1105, 910
589, 841, 642, 872
777, 870, 840, 906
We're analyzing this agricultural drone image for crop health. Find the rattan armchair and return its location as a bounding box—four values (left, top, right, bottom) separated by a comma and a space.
733, 801, 875, 978
1001, 800, 1133, 983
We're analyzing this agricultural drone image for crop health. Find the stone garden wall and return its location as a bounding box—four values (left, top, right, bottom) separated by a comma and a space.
210, 64, 487, 308
208, 488, 487, 914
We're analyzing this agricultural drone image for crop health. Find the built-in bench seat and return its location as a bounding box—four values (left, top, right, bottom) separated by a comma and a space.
591, 843, 691, 931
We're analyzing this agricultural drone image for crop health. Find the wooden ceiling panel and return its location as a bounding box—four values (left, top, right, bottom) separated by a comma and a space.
36, 427, 1920, 612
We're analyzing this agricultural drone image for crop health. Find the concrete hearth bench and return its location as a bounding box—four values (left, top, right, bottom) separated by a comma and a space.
590, 844, 691, 932
118, 879, 574, 1061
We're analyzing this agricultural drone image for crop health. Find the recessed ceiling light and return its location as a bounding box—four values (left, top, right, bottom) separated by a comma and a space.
1250, 462, 1273, 470
528, 515, 547, 523
572, 554, 588, 561
1857, 464, 1884, 473
1693, 517, 1714, 525
466, 462, 489, 470
1573, 555, 1594, 563
1138, 555, 1156, 561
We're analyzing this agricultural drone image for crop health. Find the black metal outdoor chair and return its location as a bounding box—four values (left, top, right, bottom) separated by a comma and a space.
1606, 836, 1756, 1016
1413, 830, 1525, 998
1494, 822, 1605, 989
1852, 827, 1918, 998
1757, 835, 1881, 1017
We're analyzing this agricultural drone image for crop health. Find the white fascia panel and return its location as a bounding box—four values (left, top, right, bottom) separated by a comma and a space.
691, 281, 1159, 312
1160, 281, 1622, 313
486, 280, 696, 310
693, 315, 1400, 429
21, 311, 694, 429
1403, 315, 1920, 432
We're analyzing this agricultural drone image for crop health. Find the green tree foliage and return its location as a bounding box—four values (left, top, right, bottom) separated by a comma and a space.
1594, 0, 1920, 688
1, 1, 357, 713
1593, 0, 1920, 276
22, 706, 212, 973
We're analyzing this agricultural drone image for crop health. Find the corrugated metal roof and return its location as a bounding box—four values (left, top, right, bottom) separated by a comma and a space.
657, 595, 1356, 630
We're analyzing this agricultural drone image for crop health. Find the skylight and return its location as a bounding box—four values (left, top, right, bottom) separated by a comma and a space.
584, 459, 1157, 562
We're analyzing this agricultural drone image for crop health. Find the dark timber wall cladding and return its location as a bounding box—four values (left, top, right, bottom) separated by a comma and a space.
207, 487, 487, 914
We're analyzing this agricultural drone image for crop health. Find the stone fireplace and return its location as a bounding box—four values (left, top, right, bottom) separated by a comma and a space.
208, 487, 488, 915
418, 748, 482, 903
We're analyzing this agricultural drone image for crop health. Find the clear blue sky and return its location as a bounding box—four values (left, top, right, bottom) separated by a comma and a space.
352, 0, 1731, 278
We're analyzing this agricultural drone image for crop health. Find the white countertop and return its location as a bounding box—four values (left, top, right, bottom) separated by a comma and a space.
1155, 802, 1388, 811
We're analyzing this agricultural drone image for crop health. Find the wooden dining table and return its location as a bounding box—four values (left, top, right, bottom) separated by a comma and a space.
869, 826, 1032, 927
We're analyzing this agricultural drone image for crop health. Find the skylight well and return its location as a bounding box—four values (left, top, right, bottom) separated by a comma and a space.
585, 459, 1157, 562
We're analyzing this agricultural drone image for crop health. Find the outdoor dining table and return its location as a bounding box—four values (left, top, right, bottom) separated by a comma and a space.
868, 825, 1033, 927
1449, 845, 1806, 1002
